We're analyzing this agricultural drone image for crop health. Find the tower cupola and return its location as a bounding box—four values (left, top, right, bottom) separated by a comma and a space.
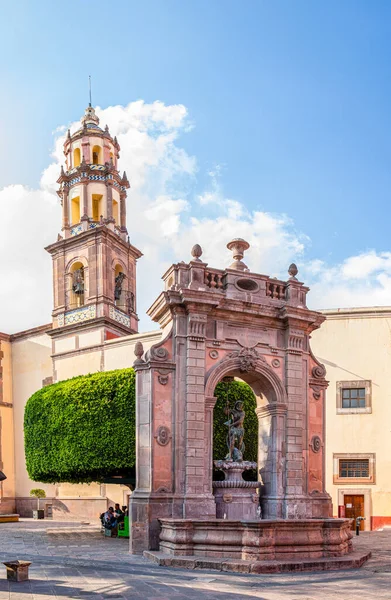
58, 105, 126, 236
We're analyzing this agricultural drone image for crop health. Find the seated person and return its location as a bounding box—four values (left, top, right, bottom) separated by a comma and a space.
114, 503, 124, 523
103, 506, 117, 529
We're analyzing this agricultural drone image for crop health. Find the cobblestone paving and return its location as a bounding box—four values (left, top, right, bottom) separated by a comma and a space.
0, 520, 390, 599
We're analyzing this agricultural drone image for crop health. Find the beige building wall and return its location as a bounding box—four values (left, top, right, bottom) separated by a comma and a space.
10, 327, 56, 513
312, 307, 391, 530
10, 325, 161, 519
0, 335, 16, 513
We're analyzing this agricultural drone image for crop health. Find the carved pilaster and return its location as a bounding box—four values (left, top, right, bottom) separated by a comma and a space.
62, 188, 69, 229
106, 181, 113, 220
120, 193, 126, 230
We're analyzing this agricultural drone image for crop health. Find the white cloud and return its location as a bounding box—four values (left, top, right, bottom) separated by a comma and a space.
1, 99, 391, 334
306, 250, 391, 311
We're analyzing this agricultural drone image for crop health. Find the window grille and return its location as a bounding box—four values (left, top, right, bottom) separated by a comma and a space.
339, 459, 369, 479
341, 388, 366, 409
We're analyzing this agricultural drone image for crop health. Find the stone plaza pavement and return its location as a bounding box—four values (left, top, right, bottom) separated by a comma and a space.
0, 520, 390, 599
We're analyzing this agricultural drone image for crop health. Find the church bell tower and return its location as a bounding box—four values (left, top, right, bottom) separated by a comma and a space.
46, 104, 142, 344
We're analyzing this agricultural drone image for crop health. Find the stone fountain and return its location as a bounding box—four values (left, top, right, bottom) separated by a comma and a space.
132, 239, 370, 572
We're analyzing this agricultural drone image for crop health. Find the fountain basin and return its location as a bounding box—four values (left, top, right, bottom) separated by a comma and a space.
157, 517, 353, 560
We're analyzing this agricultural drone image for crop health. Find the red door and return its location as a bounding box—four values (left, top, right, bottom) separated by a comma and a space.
344, 495, 365, 530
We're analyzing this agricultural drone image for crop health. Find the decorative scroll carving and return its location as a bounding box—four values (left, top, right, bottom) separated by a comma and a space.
311, 386, 322, 400
312, 364, 326, 379
228, 347, 266, 372
271, 358, 281, 368
310, 436, 322, 453
151, 346, 169, 361
158, 373, 169, 385
156, 486, 172, 493
209, 350, 219, 359
154, 425, 172, 446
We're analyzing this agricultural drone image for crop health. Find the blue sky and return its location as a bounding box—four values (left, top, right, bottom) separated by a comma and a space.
1, 1, 391, 332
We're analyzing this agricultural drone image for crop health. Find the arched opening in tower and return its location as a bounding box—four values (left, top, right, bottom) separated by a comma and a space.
73, 148, 81, 168
92, 145, 102, 165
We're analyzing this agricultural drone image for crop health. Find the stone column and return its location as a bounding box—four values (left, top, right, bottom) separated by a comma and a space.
81, 140, 90, 163
205, 396, 217, 494
82, 182, 88, 217
256, 403, 287, 518
106, 181, 114, 230
183, 313, 216, 517
283, 348, 307, 518
120, 193, 126, 230
129, 361, 153, 554
62, 188, 69, 229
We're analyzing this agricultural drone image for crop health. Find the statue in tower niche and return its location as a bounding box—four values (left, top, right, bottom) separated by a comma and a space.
114, 272, 126, 301
224, 400, 245, 461
72, 267, 84, 295
126, 291, 135, 313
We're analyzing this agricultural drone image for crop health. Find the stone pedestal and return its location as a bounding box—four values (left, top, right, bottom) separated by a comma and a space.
213, 460, 261, 520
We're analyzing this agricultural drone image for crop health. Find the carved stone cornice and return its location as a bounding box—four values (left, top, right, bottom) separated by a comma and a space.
205, 396, 217, 409
255, 402, 288, 418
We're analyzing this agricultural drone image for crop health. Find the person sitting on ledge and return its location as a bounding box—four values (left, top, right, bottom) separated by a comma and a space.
114, 503, 124, 523
103, 506, 117, 529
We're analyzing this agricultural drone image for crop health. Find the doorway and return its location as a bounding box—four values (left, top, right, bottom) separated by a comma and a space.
344, 494, 365, 530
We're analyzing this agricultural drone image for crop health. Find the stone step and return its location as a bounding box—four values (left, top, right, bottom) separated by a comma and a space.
144, 549, 372, 574
0, 514, 19, 523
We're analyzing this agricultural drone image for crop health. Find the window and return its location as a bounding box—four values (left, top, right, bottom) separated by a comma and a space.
73, 148, 81, 168
71, 196, 80, 225
92, 145, 101, 165
339, 459, 369, 479
333, 453, 375, 484
113, 199, 119, 223
92, 194, 103, 221
336, 380, 372, 414
342, 388, 366, 409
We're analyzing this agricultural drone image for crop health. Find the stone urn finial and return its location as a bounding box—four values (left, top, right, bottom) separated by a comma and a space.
134, 341, 144, 364
191, 244, 203, 262
227, 238, 250, 271
288, 263, 298, 280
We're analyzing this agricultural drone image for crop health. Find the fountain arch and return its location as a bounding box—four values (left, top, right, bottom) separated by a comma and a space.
205, 356, 288, 518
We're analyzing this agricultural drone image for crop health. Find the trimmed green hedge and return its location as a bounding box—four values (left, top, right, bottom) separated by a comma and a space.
25, 369, 258, 484
24, 369, 136, 484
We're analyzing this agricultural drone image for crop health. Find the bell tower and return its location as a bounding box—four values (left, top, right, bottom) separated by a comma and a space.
46, 105, 142, 345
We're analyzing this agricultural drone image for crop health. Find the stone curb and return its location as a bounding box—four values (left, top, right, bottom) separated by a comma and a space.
144, 550, 372, 574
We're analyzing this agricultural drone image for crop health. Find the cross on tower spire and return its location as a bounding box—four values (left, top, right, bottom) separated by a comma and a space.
89, 75, 92, 108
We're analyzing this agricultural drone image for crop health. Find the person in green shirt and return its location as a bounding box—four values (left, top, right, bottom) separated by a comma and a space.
114, 503, 124, 523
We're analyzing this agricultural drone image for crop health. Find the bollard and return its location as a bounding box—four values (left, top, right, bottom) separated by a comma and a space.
355, 516, 365, 535
3, 560, 31, 582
